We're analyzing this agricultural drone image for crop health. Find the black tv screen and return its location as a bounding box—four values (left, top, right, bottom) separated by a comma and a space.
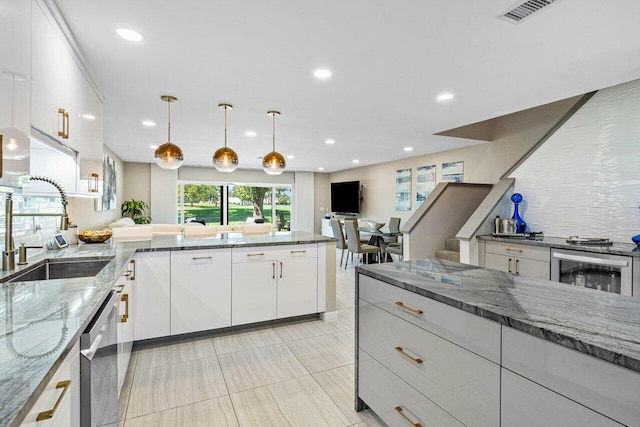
331, 181, 360, 214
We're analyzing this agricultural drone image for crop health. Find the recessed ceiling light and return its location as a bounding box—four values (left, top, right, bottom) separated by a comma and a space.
142, 120, 156, 127
318, 167, 325, 171
149, 145, 158, 149
81, 114, 95, 120
287, 155, 294, 159
245, 131, 256, 137
352, 159, 359, 164
404, 146, 413, 152
313, 69, 332, 79
325, 139, 335, 144
117, 28, 144, 42
437, 93, 454, 102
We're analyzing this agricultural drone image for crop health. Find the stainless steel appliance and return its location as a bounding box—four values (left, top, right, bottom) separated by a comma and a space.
551, 249, 632, 296
80, 291, 119, 426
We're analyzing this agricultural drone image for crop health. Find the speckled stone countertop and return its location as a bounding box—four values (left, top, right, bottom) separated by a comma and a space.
478, 234, 640, 257
357, 259, 640, 373
0, 231, 332, 427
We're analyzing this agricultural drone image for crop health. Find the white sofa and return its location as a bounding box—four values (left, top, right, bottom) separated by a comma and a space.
109, 218, 277, 237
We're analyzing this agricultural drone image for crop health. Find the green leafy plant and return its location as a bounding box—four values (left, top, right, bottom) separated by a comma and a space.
121, 199, 152, 224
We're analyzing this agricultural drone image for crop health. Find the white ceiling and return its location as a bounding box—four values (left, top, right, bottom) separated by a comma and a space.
54, 0, 640, 173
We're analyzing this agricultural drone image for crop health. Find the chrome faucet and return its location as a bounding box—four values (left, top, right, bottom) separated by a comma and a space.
2, 176, 69, 271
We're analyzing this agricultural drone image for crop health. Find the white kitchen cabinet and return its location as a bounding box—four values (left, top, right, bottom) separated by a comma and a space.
232, 244, 318, 325
133, 252, 171, 341
21, 341, 80, 427
0, 0, 31, 188
31, 0, 102, 160
171, 249, 232, 335
484, 241, 550, 279
116, 259, 135, 394
501, 369, 623, 427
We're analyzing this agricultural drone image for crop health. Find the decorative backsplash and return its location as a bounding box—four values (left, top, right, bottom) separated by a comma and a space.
509, 79, 640, 243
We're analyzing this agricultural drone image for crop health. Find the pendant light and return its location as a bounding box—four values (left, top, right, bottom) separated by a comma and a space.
154, 95, 184, 170
212, 103, 239, 172
262, 110, 286, 175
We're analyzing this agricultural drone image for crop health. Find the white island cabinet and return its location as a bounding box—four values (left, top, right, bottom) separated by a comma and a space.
170, 248, 232, 335
133, 252, 171, 341
483, 240, 550, 279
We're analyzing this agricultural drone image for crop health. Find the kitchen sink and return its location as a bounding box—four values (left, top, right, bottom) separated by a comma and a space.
6, 257, 113, 282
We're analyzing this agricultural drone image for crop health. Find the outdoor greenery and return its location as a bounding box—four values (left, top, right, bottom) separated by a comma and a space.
181, 203, 290, 225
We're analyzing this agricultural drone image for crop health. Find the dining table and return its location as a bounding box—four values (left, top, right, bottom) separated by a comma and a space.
358, 227, 402, 262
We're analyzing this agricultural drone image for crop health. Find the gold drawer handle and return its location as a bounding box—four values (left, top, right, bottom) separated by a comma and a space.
37, 380, 71, 421
515, 258, 520, 275
394, 406, 422, 427
247, 253, 265, 257
123, 270, 132, 277
120, 294, 129, 323
57, 108, 69, 139
115, 284, 125, 293
290, 250, 307, 254
395, 301, 423, 315
192, 256, 213, 260
128, 259, 136, 280
395, 346, 423, 364
505, 248, 523, 253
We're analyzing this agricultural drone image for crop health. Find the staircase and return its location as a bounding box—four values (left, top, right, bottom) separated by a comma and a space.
435, 237, 460, 263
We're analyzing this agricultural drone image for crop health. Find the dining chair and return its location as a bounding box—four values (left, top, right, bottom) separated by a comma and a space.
344, 220, 381, 268
344, 217, 369, 243
385, 217, 401, 244
385, 238, 403, 261
330, 219, 348, 267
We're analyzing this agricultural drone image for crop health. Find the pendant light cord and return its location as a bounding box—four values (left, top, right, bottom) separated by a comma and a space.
167, 99, 172, 143
272, 113, 276, 151
224, 106, 228, 148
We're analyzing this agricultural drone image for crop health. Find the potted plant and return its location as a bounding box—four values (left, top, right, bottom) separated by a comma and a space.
121, 199, 152, 224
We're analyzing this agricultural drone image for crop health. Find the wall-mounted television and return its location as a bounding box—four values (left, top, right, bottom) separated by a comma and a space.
331, 180, 361, 214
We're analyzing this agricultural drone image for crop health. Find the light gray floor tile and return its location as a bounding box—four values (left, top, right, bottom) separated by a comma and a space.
135, 336, 216, 370
127, 356, 228, 418
218, 343, 309, 393
313, 365, 380, 425
231, 376, 352, 427
286, 332, 353, 373
335, 308, 355, 332
124, 395, 238, 427
273, 318, 339, 342
350, 415, 386, 427
213, 327, 283, 355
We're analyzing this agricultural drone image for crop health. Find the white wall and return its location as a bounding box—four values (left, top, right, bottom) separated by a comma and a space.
150, 165, 178, 223
510, 79, 640, 243
123, 162, 151, 205
293, 171, 314, 232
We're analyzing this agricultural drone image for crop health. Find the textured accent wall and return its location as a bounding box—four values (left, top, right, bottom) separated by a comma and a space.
509, 79, 640, 242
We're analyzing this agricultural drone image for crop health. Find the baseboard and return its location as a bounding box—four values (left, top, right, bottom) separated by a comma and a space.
320, 311, 339, 322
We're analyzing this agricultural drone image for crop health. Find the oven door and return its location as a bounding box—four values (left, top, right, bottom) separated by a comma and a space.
80, 291, 119, 427
551, 249, 632, 296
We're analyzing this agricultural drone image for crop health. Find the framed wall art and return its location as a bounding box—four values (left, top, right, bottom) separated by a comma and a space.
395, 168, 412, 211
416, 164, 436, 207
442, 161, 464, 183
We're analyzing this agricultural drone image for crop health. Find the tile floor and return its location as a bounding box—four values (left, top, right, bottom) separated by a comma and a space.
120, 252, 385, 426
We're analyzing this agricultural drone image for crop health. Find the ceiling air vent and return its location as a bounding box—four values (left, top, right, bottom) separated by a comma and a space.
499, 0, 562, 24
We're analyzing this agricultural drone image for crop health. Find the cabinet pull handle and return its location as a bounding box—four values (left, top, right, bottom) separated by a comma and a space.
508, 258, 512, 273
506, 248, 523, 253
123, 270, 132, 277
64, 110, 69, 138
290, 250, 306, 254
395, 346, 423, 364
394, 301, 423, 315
120, 294, 129, 323
247, 253, 265, 257
272, 262, 275, 279
115, 284, 125, 293
394, 406, 422, 427
58, 108, 66, 138
515, 259, 520, 275
128, 259, 136, 280
192, 256, 213, 260
280, 261, 283, 278
36, 380, 71, 421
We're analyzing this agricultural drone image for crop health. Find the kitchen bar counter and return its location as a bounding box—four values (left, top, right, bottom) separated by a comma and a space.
0, 231, 332, 427
356, 259, 640, 373
478, 234, 640, 257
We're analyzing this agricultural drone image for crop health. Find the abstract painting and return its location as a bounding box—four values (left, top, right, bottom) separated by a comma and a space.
416, 164, 436, 207
96, 154, 117, 211
395, 168, 412, 211
442, 161, 464, 183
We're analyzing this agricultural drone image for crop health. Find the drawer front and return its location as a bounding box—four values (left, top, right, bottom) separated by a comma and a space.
359, 350, 464, 427
359, 301, 500, 427
502, 327, 640, 426
502, 369, 623, 427
232, 244, 317, 263
485, 241, 550, 262
359, 275, 501, 363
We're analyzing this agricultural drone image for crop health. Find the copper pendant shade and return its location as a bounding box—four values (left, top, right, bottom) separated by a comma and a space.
262, 111, 286, 175
212, 103, 239, 172
154, 95, 184, 170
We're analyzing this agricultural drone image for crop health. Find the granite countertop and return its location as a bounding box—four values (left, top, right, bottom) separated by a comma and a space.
478, 234, 640, 257
0, 231, 332, 427
357, 259, 640, 374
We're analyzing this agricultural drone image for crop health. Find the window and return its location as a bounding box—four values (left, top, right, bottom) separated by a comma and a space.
177, 183, 222, 225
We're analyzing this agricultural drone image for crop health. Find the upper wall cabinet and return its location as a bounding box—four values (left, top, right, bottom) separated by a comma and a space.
0, 0, 31, 188
31, 0, 103, 161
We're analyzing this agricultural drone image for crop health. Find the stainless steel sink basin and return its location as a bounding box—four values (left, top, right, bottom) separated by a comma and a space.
7, 257, 113, 282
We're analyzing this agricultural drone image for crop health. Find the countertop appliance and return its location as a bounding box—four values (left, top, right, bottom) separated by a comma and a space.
551, 248, 632, 296
80, 291, 119, 426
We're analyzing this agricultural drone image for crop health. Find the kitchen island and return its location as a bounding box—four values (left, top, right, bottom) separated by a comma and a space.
355, 259, 640, 426
0, 231, 335, 427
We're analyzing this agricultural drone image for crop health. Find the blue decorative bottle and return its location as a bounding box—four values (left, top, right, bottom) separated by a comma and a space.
511, 193, 526, 234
